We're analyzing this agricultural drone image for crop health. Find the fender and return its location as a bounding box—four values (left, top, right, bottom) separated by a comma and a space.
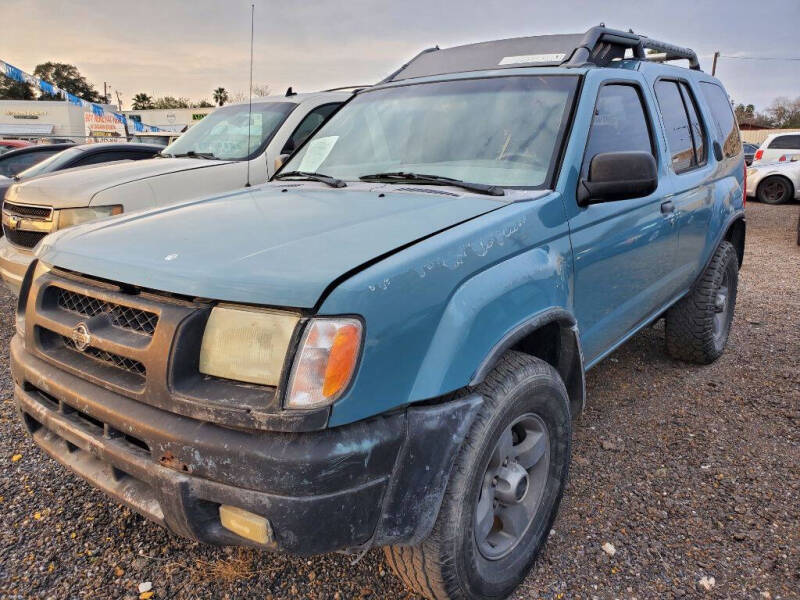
470, 308, 586, 417
408, 235, 574, 403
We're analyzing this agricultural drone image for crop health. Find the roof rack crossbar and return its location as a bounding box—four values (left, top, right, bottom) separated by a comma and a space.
563, 26, 699, 70
383, 26, 701, 83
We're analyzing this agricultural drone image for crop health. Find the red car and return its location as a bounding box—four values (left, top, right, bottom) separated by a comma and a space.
0, 140, 32, 155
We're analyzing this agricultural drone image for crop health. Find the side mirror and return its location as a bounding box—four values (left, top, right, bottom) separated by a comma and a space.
577, 151, 658, 206
273, 153, 290, 172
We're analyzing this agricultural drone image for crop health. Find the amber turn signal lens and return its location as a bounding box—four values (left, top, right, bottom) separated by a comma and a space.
285, 318, 363, 410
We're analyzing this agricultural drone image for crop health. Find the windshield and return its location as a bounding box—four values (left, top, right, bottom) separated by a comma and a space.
163, 102, 296, 160
282, 75, 578, 188
16, 147, 80, 179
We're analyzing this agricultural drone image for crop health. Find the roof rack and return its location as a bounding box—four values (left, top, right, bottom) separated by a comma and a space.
382, 25, 700, 83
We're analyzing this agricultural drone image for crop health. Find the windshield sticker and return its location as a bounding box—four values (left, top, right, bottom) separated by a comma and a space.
298, 136, 339, 172
498, 53, 565, 65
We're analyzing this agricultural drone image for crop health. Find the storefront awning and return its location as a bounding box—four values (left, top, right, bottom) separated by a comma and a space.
0, 123, 55, 136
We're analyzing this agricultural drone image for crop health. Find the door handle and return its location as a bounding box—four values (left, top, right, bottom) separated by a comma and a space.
660, 200, 675, 214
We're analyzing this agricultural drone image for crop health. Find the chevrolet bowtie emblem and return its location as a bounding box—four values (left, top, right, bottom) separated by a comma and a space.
6, 215, 20, 230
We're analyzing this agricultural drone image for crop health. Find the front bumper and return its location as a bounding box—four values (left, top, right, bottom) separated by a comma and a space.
11, 334, 481, 554
0, 236, 33, 295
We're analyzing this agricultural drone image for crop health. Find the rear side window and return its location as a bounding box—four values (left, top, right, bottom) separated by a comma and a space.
582, 84, 653, 177
655, 81, 695, 172
654, 80, 707, 173
680, 82, 707, 166
699, 82, 742, 159
768, 135, 800, 150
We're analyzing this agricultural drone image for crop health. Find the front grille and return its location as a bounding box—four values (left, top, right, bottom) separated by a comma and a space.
62, 335, 147, 377
3, 202, 53, 219
57, 288, 159, 335
4, 228, 47, 248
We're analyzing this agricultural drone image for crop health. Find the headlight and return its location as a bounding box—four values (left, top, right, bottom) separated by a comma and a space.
16, 260, 50, 336
285, 317, 363, 410
57, 205, 122, 229
199, 305, 300, 386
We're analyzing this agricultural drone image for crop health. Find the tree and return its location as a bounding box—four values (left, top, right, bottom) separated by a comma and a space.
153, 96, 190, 109
131, 93, 154, 110
213, 87, 229, 107
33, 62, 101, 102
0, 75, 35, 100
765, 96, 800, 129
195, 99, 214, 108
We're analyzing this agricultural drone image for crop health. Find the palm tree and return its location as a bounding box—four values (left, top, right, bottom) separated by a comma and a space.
213, 87, 229, 107
131, 93, 154, 110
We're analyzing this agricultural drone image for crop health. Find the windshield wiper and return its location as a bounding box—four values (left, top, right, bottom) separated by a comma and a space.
164, 151, 217, 160
274, 170, 346, 188
359, 172, 504, 196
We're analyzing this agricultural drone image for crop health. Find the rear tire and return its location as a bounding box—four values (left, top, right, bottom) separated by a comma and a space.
757, 176, 793, 205
665, 241, 738, 364
384, 352, 571, 600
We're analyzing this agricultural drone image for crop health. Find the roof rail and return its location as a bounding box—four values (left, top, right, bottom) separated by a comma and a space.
383, 26, 700, 83
321, 85, 371, 93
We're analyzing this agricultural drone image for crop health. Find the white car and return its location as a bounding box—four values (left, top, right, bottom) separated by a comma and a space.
746, 155, 800, 204
0, 91, 350, 293
752, 132, 800, 164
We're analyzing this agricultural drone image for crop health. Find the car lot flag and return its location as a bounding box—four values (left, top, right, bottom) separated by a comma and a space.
0, 58, 163, 134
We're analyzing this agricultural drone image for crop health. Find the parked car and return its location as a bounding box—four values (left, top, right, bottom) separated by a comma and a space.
130, 131, 182, 147
0, 142, 162, 202
0, 143, 74, 178
752, 132, 800, 164
746, 155, 800, 204
0, 140, 33, 155
743, 142, 759, 166
0, 92, 349, 293
12, 27, 745, 600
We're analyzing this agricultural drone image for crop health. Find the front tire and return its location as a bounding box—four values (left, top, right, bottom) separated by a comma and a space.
757, 176, 793, 205
384, 352, 571, 600
665, 241, 738, 364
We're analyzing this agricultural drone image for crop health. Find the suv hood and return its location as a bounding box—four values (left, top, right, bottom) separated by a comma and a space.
7, 157, 231, 208
37, 183, 508, 308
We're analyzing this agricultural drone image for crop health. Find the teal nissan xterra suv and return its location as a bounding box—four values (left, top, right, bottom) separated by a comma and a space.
12, 26, 745, 600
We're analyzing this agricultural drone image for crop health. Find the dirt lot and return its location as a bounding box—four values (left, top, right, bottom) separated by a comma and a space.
1, 202, 798, 600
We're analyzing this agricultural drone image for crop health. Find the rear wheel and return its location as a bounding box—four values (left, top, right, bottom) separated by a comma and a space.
757, 176, 793, 205
665, 241, 738, 364
384, 352, 571, 600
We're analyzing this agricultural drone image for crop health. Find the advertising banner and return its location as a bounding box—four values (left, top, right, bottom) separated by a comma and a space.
83, 111, 127, 139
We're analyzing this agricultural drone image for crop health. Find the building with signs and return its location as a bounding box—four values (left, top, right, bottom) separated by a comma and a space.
0, 100, 125, 142
122, 107, 215, 133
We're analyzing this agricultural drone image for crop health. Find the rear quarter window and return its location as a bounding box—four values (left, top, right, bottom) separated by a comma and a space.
767, 135, 800, 150
699, 82, 742, 159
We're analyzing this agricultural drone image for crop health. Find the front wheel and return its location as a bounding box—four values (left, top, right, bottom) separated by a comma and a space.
384, 352, 571, 600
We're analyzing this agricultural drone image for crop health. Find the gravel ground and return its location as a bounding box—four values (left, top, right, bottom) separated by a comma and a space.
1, 202, 798, 600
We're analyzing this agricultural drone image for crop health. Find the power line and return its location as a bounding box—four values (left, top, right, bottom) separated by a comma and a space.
719, 55, 800, 62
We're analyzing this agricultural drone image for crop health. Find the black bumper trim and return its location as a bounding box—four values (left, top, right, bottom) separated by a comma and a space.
12, 334, 484, 554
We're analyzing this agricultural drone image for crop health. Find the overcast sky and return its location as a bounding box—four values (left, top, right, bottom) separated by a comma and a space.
3, 0, 798, 110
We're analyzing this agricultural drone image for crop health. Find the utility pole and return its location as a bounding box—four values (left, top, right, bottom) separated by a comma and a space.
711, 52, 720, 76
115, 90, 123, 111
103, 81, 110, 104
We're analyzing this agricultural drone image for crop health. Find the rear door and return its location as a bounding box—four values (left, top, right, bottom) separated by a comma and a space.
651, 78, 714, 289
566, 73, 678, 364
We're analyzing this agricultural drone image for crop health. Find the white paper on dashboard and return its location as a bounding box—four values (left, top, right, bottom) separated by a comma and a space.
298, 136, 339, 172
